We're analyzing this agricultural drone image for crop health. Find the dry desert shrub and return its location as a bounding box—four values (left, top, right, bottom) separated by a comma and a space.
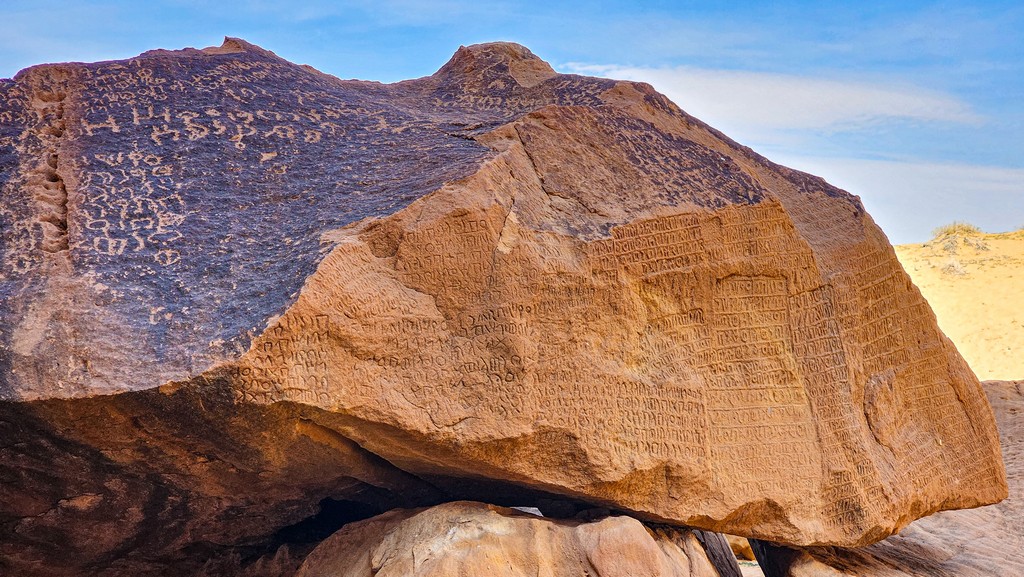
931, 221, 988, 254
942, 237, 959, 254
965, 236, 990, 251
942, 258, 967, 276
932, 221, 982, 238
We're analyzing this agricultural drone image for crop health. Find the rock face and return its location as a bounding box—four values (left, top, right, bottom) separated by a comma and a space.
752, 380, 1024, 576
0, 38, 1007, 573
296, 501, 739, 577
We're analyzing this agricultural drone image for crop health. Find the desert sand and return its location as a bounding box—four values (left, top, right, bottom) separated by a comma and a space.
895, 228, 1024, 380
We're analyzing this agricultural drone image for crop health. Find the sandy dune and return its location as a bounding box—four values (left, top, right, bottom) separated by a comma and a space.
896, 229, 1024, 381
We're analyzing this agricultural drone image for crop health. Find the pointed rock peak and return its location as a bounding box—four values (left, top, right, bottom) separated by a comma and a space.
459, 42, 547, 63
134, 37, 284, 63
437, 42, 558, 88
202, 36, 257, 54
201, 37, 284, 60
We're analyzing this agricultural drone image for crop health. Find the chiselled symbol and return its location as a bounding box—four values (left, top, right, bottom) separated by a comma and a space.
265, 125, 296, 139
177, 112, 210, 140
151, 125, 180, 146
82, 115, 120, 136
154, 249, 180, 266
93, 237, 127, 255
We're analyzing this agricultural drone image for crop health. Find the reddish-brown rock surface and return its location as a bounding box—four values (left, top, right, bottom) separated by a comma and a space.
750, 380, 1024, 576
0, 38, 1007, 574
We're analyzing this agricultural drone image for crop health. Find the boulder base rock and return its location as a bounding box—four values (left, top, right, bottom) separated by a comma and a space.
296, 501, 739, 577
0, 37, 1008, 573
728, 534, 757, 561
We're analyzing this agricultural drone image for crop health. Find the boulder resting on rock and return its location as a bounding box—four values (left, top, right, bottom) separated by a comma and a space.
296, 501, 741, 577
0, 37, 1007, 574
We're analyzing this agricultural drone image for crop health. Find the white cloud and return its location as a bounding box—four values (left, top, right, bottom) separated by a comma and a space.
768, 155, 1024, 244
562, 63, 982, 140
560, 62, 1014, 244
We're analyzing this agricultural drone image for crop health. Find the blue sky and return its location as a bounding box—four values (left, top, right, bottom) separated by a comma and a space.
2, 1, 1021, 243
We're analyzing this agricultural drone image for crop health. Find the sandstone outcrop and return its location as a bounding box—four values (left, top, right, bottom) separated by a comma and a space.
0, 38, 1007, 574
296, 501, 740, 577
751, 380, 1024, 576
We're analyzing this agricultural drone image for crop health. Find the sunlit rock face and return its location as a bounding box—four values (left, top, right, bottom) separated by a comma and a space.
752, 380, 1024, 577
0, 38, 1006, 575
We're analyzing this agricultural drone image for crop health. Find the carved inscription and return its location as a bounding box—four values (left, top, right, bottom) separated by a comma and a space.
0, 81, 37, 276
790, 285, 884, 529
431, 72, 610, 118
65, 51, 488, 278
839, 237, 999, 522
80, 147, 185, 264
852, 246, 913, 372
592, 213, 705, 277
703, 275, 818, 490
397, 213, 495, 293
577, 205, 829, 485
235, 314, 331, 404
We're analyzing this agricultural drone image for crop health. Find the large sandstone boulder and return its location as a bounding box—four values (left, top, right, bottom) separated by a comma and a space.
296, 501, 740, 577
0, 38, 1007, 572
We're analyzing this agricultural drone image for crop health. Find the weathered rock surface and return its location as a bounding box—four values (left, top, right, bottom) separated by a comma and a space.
751, 380, 1024, 576
296, 501, 740, 577
0, 37, 1007, 573
0, 379, 445, 576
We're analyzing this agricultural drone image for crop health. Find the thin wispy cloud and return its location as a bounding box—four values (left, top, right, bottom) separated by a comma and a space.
169, 0, 510, 26
773, 155, 1024, 244
560, 62, 1014, 243
564, 63, 982, 137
